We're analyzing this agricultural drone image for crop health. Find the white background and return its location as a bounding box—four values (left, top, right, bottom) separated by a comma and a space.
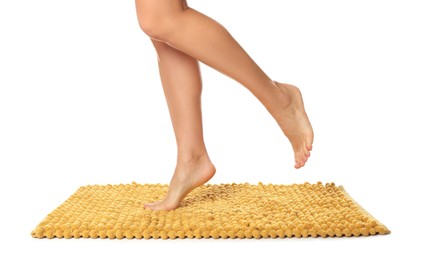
1, 0, 424, 259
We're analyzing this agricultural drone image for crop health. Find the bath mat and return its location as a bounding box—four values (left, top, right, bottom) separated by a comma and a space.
31, 182, 390, 239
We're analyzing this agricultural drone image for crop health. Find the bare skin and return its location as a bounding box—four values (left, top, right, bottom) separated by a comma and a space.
135, 0, 314, 210
146, 39, 216, 210
273, 82, 313, 167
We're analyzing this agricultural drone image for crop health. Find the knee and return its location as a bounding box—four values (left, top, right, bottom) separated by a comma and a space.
138, 15, 161, 39
137, 13, 175, 41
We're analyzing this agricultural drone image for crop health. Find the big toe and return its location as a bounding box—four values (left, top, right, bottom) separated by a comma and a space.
143, 203, 153, 210
295, 152, 306, 169
145, 200, 178, 211
295, 161, 305, 169
144, 200, 161, 209
144, 202, 163, 210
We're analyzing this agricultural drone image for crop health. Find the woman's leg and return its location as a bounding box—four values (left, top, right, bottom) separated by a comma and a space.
144, 39, 216, 210
135, 0, 313, 168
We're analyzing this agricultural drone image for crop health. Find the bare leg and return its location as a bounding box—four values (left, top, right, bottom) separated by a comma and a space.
144, 39, 216, 210
135, 0, 313, 168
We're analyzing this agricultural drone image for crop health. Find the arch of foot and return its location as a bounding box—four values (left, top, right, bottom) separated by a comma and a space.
31, 182, 390, 239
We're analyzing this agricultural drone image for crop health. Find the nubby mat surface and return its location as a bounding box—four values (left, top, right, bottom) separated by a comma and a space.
31, 182, 390, 239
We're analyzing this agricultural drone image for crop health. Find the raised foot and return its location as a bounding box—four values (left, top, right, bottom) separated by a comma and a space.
144, 155, 216, 211
273, 81, 314, 169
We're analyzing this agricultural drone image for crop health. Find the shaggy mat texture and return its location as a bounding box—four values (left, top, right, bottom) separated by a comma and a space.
31, 182, 390, 239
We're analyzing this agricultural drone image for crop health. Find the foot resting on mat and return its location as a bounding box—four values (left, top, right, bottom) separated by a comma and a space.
144, 154, 216, 210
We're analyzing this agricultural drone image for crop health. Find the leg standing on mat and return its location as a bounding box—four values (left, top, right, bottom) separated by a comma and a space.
146, 39, 216, 210
135, 0, 314, 210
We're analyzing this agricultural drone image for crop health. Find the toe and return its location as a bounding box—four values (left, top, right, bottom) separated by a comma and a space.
145, 199, 177, 211
144, 200, 162, 209
307, 131, 314, 150
303, 146, 310, 158
295, 161, 305, 169
294, 154, 300, 169
151, 200, 162, 205
298, 159, 306, 168
294, 152, 304, 169
144, 203, 156, 209
145, 202, 162, 211
302, 150, 309, 161
299, 157, 307, 166
298, 150, 308, 167
299, 149, 308, 162
306, 141, 313, 151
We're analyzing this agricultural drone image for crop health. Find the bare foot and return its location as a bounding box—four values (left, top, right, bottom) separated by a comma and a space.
273, 81, 314, 169
144, 154, 216, 210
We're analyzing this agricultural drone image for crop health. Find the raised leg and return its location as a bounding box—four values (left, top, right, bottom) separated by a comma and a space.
144, 39, 216, 210
135, 0, 313, 168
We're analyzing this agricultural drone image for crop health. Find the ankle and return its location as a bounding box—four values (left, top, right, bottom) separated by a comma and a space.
177, 151, 210, 165
273, 81, 293, 110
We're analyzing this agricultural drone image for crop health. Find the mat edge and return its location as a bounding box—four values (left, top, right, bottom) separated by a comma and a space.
338, 185, 390, 234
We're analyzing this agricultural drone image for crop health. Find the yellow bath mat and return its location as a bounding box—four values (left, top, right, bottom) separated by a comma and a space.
31, 182, 390, 239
